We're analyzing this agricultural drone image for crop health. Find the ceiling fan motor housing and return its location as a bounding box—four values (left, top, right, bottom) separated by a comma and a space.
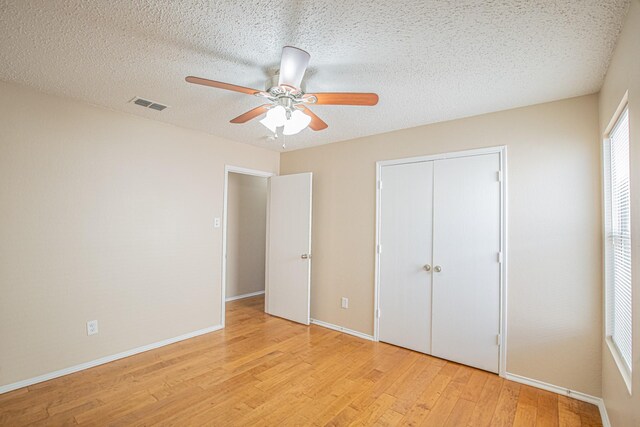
267, 73, 308, 92
260, 74, 316, 117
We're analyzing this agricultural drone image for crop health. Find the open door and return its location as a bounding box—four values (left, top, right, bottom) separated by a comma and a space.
265, 173, 312, 325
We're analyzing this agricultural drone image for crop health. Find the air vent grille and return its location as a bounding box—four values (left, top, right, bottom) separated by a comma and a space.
134, 98, 152, 107
130, 97, 168, 111
148, 103, 167, 111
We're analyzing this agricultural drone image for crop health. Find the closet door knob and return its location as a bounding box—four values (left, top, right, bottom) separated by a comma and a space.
423, 264, 431, 272
434, 265, 442, 273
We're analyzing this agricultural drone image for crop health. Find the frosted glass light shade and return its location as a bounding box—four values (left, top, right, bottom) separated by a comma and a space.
260, 106, 310, 135
283, 110, 312, 135
259, 105, 287, 133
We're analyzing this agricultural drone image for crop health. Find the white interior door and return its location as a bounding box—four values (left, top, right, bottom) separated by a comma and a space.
431, 153, 501, 373
265, 172, 312, 325
378, 162, 433, 354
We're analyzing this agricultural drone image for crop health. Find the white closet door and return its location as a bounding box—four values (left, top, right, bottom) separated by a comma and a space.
379, 162, 433, 354
431, 153, 501, 373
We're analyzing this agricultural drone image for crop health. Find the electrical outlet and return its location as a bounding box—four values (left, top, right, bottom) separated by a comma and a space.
214, 217, 221, 228
87, 320, 99, 336
341, 297, 349, 309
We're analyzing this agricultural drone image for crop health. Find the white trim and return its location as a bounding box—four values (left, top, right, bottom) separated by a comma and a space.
505, 373, 610, 427
376, 145, 507, 167
374, 146, 508, 377
374, 162, 381, 342
221, 165, 275, 328
603, 91, 629, 135
265, 177, 271, 315
598, 399, 612, 427
605, 336, 633, 394
601, 94, 633, 396
499, 147, 508, 377
310, 318, 375, 341
0, 325, 223, 395
225, 290, 265, 302
374, 162, 381, 341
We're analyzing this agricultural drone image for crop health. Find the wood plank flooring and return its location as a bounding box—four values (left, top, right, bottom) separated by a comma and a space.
0, 296, 602, 426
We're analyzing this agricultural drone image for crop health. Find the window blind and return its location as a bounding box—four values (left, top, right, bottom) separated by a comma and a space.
605, 106, 632, 374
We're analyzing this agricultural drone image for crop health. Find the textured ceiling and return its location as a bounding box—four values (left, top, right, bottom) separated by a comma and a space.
0, 0, 630, 151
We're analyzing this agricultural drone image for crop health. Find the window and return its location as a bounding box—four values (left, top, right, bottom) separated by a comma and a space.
603, 103, 632, 389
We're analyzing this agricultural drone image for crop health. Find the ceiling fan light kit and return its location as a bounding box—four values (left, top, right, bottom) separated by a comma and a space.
259, 106, 312, 135
186, 46, 379, 138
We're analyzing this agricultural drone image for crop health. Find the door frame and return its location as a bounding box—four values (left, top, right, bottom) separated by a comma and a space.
374, 146, 508, 377
221, 165, 275, 328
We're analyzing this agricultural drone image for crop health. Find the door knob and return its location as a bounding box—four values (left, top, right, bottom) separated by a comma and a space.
301, 254, 311, 259
434, 265, 442, 273
423, 264, 431, 272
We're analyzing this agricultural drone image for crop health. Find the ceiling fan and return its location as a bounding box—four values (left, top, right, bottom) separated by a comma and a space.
185, 46, 379, 136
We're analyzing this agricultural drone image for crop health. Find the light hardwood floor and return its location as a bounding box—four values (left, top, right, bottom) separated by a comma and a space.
0, 296, 601, 426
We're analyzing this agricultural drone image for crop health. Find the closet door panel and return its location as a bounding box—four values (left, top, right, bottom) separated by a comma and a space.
432, 153, 501, 373
379, 162, 433, 354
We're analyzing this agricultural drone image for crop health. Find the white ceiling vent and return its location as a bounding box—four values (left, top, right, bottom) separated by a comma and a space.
130, 96, 168, 111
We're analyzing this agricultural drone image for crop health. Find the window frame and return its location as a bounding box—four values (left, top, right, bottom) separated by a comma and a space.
602, 92, 632, 395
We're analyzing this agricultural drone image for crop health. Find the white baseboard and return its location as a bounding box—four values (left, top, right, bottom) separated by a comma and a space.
505, 372, 609, 427
0, 324, 223, 395
310, 318, 374, 341
597, 399, 611, 427
225, 290, 265, 302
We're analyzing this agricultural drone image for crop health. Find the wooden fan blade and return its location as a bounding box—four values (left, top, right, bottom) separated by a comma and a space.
299, 106, 328, 131
185, 76, 261, 95
230, 105, 270, 124
306, 92, 379, 106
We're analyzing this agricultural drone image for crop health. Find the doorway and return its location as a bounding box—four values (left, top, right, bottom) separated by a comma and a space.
221, 167, 314, 328
222, 166, 274, 326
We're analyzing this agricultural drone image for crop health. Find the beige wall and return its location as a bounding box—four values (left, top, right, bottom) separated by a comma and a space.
225, 173, 267, 299
281, 95, 602, 395
598, 1, 640, 425
0, 81, 279, 388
